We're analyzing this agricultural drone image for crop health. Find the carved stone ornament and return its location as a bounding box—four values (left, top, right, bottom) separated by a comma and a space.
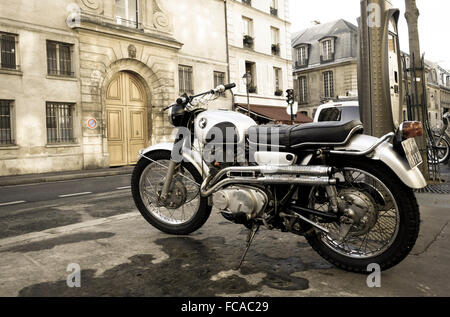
78, 0, 104, 14
153, 0, 171, 31
128, 45, 137, 59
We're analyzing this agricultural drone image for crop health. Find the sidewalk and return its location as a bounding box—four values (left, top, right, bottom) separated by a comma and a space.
0, 166, 134, 187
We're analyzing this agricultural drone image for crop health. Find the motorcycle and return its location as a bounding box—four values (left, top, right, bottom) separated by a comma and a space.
430, 112, 450, 165
131, 83, 427, 273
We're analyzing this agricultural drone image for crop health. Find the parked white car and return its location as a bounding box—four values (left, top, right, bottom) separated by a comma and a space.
314, 101, 361, 123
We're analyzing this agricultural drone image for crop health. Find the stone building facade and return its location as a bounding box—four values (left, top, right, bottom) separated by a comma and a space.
291, 20, 359, 118
227, 0, 293, 113
0, 0, 230, 176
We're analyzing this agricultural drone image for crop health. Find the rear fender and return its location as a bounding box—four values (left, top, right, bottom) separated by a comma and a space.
335, 134, 427, 189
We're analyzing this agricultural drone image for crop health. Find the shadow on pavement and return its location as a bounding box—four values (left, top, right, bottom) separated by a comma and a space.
17, 236, 330, 297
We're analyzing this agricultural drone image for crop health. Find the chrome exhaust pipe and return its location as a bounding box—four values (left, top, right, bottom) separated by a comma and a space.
201, 175, 336, 197
209, 165, 332, 186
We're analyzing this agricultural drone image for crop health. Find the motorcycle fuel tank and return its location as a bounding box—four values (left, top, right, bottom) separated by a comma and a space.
194, 110, 256, 146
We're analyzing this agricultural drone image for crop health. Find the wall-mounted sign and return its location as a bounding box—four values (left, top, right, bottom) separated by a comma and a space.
87, 118, 98, 130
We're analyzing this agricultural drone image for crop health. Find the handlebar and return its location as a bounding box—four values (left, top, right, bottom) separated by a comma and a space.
163, 83, 236, 111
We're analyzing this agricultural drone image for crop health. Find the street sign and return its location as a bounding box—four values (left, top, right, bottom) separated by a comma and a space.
87, 118, 98, 130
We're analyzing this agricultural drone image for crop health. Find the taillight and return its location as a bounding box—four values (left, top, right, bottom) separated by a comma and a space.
399, 121, 423, 139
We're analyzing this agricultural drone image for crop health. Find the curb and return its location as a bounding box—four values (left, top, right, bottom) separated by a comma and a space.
0, 167, 134, 187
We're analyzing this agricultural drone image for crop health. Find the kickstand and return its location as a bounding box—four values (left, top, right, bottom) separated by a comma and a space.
235, 224, 260, 270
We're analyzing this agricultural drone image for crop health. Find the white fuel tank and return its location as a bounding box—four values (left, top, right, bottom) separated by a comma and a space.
194, 110, 256, 146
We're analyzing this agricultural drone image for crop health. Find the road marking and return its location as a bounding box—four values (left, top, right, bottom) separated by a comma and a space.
116, 186, 131, 190
58, 192, 93, 198
0, 201, 26, 207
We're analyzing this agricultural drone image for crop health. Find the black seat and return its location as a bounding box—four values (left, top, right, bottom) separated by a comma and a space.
247, 120, 364, 150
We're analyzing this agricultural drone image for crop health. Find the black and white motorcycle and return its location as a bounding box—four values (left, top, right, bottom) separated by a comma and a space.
131, 83, 427, 273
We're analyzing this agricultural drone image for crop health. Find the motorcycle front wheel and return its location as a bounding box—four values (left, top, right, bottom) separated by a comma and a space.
131, 150, 212, 235
299, 158, 420, 273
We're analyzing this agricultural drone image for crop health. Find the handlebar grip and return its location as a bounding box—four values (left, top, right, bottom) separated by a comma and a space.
224, 83, 236, 90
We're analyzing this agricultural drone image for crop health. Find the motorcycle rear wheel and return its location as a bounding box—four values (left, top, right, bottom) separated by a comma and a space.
300, 158, 420, 273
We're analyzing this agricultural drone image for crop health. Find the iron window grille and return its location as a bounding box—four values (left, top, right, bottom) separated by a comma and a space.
179, 65, 194, 95
46, 102, 76, 144
274, 67, 282, 94
47, 41, 74, 77
0, 33, 18, 70
298, 76, 308, 104
0, 100, 14, 145
323, 71, 334, 99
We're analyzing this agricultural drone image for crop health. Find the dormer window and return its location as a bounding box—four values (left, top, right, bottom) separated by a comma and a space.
295, 45, 309, 68
320, 37, 335, 63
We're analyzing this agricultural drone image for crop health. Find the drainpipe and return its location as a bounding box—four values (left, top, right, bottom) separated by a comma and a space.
224, 0, 234, 111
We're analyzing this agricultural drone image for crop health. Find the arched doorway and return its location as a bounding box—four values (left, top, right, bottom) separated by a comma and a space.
106, 72, 148, 166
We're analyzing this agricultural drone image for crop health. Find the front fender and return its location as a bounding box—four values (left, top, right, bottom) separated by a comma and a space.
337, 134, 427, 189
139, 143, 209, 177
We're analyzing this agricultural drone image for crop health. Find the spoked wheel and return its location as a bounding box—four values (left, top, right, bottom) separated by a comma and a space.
301, 158, 420, 273
131, 151, 211, 235
430, 134, 450, 165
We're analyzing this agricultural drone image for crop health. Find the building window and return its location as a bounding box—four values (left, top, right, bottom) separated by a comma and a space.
274, 67, 282, 95
242, 17, 254, 49
214, 71, 225, 88
271, 27, 280, 56
296, 46, 309, 68
0, 100, 14, 145
46, 102, 75, 144
298, 76, 307, 104
0, 33, 18, 70
115, 0, 140, 29
179, 65, 193, 95
245, 61, 257, 93
320, 38, 335, 63
270, 0, 278, 16
242, 0, 252, 6
323, 71, 334, 99
47, 41, 74, 77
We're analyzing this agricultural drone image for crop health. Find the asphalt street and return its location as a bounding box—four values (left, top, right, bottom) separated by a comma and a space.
0, 173, 449, 297
0, 175, 132, 239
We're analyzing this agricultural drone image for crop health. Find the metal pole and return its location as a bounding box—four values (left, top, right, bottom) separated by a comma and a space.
246, 85, 251, 117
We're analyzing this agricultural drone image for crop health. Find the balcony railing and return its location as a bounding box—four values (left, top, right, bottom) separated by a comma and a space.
271, 44, 280, 56
243, 35, 254, 49
320, 53, 335, 64
270, 7, 278, 16
295, 61, 308, 69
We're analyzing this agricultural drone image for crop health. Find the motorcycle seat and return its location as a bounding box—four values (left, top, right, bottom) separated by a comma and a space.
247, 120, 364, 150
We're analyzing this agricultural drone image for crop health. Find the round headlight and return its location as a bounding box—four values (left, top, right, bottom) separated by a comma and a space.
168, 104, 187, 127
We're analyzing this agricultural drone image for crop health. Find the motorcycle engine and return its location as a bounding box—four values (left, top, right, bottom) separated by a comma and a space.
213, 186, 268, 220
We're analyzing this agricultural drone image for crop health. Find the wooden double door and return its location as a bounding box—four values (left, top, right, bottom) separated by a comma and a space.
106, 72, 149, 166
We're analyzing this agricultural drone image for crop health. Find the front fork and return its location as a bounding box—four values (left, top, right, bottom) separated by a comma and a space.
160, 160, 180, 201
160, 135, 185, 201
